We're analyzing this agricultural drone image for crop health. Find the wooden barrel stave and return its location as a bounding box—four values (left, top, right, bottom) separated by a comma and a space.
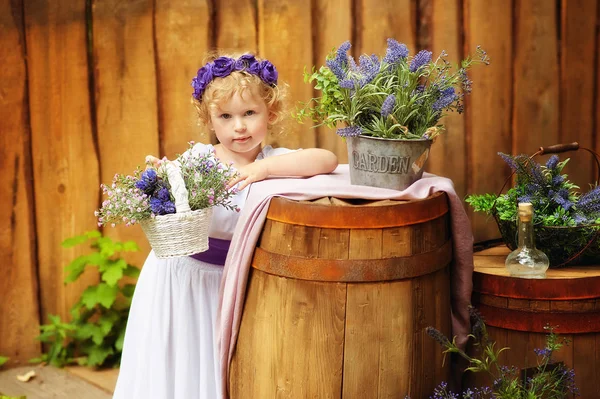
230, 194, 453, 398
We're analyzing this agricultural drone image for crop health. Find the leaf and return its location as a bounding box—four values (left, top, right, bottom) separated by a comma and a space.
115, 325, 126, 352
86, 345, 114, 367
123, 265, 140, 278
64, 255, 88, 283
121, 284, 136, 298
98, 312, 119, 336
85, 230, 102, 239
61, 234, 89, 248
122, 241, 140, 252
96, 283, 119, 309
101, 259, 127, 286
0, 356, 8, 367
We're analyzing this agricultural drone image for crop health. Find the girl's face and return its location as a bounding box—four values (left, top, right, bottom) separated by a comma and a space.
208, 89, 270, 159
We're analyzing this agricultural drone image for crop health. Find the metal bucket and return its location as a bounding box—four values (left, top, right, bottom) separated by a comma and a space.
346, 135, 433, 191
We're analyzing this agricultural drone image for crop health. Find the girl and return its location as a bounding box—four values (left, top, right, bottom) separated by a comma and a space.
113, 54, 338, 399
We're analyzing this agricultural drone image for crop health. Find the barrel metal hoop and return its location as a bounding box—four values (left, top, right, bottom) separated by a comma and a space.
473, 273, 600, 300
265, 192, 449, 229
477, 303, 600, 334
251, 240, 453, 282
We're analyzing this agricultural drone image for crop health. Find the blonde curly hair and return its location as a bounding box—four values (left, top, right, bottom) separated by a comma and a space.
192, 53, 289, 134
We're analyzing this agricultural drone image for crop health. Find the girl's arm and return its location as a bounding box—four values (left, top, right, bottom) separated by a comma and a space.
229, 148, 338, 190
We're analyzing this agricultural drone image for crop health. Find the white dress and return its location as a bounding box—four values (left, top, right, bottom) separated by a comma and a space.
113, 144, 291, 399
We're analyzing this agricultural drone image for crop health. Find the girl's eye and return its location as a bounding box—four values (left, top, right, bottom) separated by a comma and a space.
220, 113, 231, 119
245, 110, 255, 116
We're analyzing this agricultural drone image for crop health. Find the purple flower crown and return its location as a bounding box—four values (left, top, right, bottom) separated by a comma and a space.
191, 54, 279, 101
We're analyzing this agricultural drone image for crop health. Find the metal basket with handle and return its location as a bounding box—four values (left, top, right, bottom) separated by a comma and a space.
494, 142, 600, 268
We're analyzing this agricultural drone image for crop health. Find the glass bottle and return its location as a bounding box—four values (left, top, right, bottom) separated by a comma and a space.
505, 202, 549, 279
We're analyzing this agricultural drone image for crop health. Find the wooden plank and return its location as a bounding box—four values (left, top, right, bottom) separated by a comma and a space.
313, 0, 352, 163
215, 0, 256, 52
356, 0, 416, 56
92, 0, 159, 268
230, 270, 346, 398
597, 0, 600, 182
0, 0, 41, 366
572, 334, 597, 399
513, 0, 559, 154
464, 0, 513, 242
427, 0, 467, 200
258, 0, 315, 150
0, 366, 111, 398
348, 229, 382, 259
560, 0, 597, 189
154, 0, 212, 158
65, 366, 118, 394
318, 228, 350, 260
24, 0, 100, 321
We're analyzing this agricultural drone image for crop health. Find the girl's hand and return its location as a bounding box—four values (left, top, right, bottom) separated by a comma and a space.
145, 155, 165, 169
227, 160, 269, 191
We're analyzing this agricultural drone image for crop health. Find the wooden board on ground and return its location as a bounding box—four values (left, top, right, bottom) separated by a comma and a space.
65, 366, 118, 394
0, 366, 111, 399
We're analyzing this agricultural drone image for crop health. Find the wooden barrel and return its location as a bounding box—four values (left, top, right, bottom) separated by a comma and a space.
469, 246, 600, 398
230, 192, 452, 398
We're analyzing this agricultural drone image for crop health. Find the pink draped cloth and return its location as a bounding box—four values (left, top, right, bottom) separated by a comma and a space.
217, 165, 474, 397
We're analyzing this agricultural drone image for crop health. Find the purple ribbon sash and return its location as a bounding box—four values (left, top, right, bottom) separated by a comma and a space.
190, 237, 231, 266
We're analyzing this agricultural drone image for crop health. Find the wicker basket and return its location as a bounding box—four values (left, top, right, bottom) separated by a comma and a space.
494, 143, 600, 268
139, 162, 212, 258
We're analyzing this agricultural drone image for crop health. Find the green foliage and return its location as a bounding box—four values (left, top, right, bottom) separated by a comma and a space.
1, 396, 26, 399
296, 40, 489, 140
32, 231, 140, 368
295, 66, 345, 129
426, 308, 579, 398
0, 356, 8, 367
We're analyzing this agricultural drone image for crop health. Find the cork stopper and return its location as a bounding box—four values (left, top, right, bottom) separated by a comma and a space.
518, 202, 533, 222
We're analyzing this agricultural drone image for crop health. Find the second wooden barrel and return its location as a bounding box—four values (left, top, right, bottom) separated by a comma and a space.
230, 192, 453, 398
468, 247, 600, 398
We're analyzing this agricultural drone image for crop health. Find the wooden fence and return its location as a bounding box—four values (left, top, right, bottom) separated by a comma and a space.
1, 0, 599, 366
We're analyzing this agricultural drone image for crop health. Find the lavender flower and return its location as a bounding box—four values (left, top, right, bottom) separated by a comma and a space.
326, 41, 351, 81
576, 186, 600, 214
551, 175, 565, 186
383, 38, 409, 65
533, 347, 552, 358
339, 79, 355, 89
135, 169, 158, 194
410, 50, 432, 72
336, 126, 362, 137
381, 94, 396, 118
425, 326, 450, 348
432, 87, 458, 111
546, 155, 559, 170
358, 54, 380, 86
150, 197, 175, 215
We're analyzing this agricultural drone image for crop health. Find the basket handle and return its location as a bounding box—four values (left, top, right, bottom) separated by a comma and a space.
537, 142, 580, 155
164, 162, 191, 213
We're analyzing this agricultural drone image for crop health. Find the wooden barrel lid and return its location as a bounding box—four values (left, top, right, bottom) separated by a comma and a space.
265, 191, 449, 228
473, 246, 600, 300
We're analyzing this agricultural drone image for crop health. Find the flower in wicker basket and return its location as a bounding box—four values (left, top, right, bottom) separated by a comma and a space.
466, 152, 600, 267
95, 144, 239, 258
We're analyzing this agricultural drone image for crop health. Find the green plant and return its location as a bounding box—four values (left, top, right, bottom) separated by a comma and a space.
425, 307, 579, 398
1, 396, 26, 399
0, 356, 8, 367
296, 38, 489, 140
31, 231, 140, 368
